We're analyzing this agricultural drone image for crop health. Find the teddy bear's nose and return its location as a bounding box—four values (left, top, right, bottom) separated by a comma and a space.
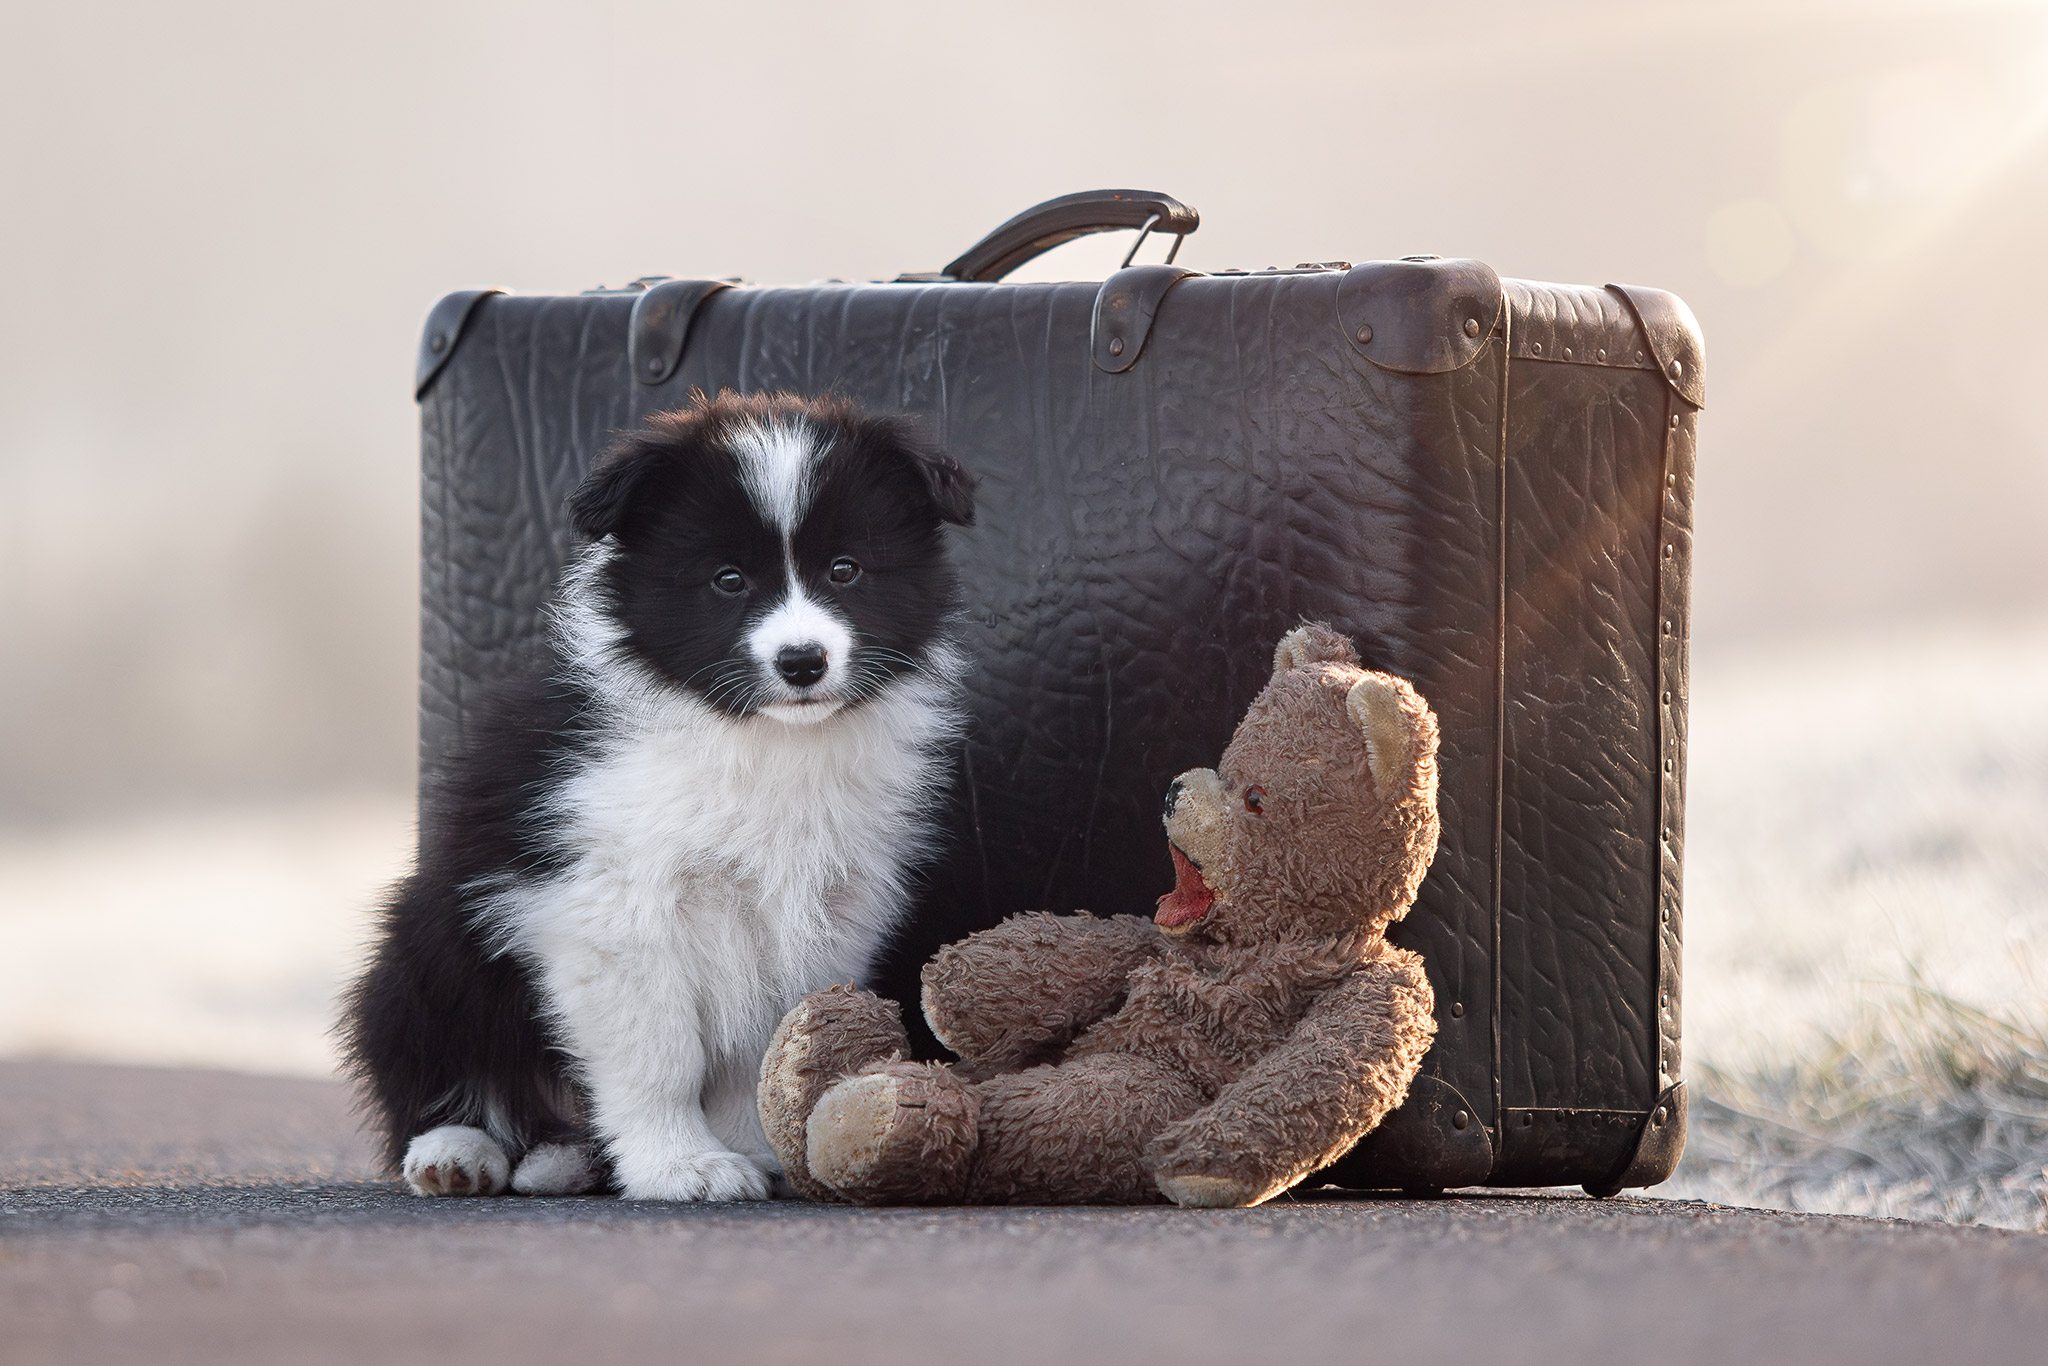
1163, 776, 1186, 817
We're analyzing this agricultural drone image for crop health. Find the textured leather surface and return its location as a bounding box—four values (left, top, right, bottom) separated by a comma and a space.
416, 263, 1700, 1189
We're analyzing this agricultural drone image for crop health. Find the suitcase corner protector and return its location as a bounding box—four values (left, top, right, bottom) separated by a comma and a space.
416, 288, 505, 399
1588, 1079, 1688, 1195
1605, 284, 1705, 408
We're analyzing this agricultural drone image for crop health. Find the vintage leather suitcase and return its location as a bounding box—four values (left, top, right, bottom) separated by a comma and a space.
414, 190, 1701, 1196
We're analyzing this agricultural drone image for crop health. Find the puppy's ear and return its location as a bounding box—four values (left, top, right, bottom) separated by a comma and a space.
568, 432, 666, 540
876, 417, 975, 527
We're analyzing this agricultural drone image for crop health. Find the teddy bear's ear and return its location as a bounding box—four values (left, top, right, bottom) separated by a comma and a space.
1346, 673, 1422, 802
1272, 622, 1360, 678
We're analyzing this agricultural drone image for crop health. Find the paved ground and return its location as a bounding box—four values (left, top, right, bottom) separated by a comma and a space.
3, 1062, 2045, 1365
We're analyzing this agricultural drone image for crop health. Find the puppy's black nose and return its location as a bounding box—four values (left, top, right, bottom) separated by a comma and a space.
1163, 776, 1186, 818
775, 643, 828, 688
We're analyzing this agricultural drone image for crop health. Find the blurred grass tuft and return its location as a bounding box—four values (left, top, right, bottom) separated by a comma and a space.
1670, 982, 2048, 1231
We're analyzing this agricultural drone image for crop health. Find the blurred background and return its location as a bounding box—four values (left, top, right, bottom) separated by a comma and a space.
1, 0, 2044, 1211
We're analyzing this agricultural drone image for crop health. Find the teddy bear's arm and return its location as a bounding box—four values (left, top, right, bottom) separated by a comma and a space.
920, 912, 1166, 1071
1143, 951, 1437, 1208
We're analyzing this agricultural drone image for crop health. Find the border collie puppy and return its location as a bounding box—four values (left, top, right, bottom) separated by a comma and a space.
343, 391, 973, 1200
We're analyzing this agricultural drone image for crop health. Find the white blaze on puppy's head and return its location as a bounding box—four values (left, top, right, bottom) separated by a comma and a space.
728, 417, 819, 541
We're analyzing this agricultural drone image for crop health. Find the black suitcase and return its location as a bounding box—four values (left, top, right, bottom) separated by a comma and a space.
413, 190, 1700, 1196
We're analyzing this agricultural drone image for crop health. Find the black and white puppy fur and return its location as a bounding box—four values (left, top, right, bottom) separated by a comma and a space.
342, 392, 973, 1201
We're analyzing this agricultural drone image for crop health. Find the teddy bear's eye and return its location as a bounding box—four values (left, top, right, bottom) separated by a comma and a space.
1244, 785, 1266, 814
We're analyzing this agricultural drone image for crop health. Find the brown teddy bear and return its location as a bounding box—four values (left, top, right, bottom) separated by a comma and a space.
756, 623, 1441, 1207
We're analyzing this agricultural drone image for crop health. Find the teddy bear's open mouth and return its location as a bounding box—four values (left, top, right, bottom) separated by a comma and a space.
1155, 844, 1215, 929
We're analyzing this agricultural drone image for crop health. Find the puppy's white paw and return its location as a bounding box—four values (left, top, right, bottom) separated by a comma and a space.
402, 1125, 510, 1197
739, 1150, 794, 1198
510, 1142, 603, 1196
617, 1148, 772, 1202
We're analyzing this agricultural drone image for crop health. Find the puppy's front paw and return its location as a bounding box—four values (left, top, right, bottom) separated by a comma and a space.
510, 1141, 604, 1196
402, 1125, 510, 1197
617, 1148, 772, 1202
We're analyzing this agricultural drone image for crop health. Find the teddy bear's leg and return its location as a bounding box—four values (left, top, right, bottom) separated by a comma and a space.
805, 1060, 980, 1205
756, 985, 908, 1201
963, 1052, 1208, 1205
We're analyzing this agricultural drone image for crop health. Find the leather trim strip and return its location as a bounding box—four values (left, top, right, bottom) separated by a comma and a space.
1653, 395, 1696, 1090
1491, 309, 1511, 1162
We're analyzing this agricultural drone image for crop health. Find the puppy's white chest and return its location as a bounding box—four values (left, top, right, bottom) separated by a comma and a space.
502, 714, 920, 999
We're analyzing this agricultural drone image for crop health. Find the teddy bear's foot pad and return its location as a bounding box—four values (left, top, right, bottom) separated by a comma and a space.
1153, 1171, 1269, 1208
758, 985, 910, 1201
806, 1063, 978, 1205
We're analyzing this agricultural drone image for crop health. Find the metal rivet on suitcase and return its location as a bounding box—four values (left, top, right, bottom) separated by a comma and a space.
430, 333, 447, 353
1522, 1112, 1533, 1126
1463, 317, 1480, 338
647, 358, 662, 375
1563, 347, 1573, 360
1531, 341, 1542, 355
1654, 1106, 1669, 1126
1662, 690, 1673, 704
1108, 336, 1125, 357
1355, 325, 1373, 344
1598, 347, 1608, 361
1662, 905, 1671, 923
1452, 1111, 1470, 1130
1670, 414, 1681, 429
1670, 360, 1684, 377
1450, 1001, 1464, 1018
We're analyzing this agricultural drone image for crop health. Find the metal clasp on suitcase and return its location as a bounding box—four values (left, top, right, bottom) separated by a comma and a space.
1118, 213, 1187, 269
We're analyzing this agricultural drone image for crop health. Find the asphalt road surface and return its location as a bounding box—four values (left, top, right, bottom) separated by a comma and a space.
3, 1061, 2044, 1365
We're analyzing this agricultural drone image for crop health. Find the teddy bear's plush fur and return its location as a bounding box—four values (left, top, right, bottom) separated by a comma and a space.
756, 623, 1441, 1207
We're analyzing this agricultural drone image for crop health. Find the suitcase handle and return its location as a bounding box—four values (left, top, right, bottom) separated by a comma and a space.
938, 190, 1199, 282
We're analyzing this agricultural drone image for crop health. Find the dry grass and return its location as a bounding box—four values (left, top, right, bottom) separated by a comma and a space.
1666, 983, 2048, 1231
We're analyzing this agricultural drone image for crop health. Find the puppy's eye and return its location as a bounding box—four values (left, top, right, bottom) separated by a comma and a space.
712, 567, 746, 595
1244, 785, 1266, 814
829, 557, 861, 585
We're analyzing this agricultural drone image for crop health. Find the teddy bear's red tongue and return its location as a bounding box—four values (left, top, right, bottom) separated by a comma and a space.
1155, 846, 1214, 928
